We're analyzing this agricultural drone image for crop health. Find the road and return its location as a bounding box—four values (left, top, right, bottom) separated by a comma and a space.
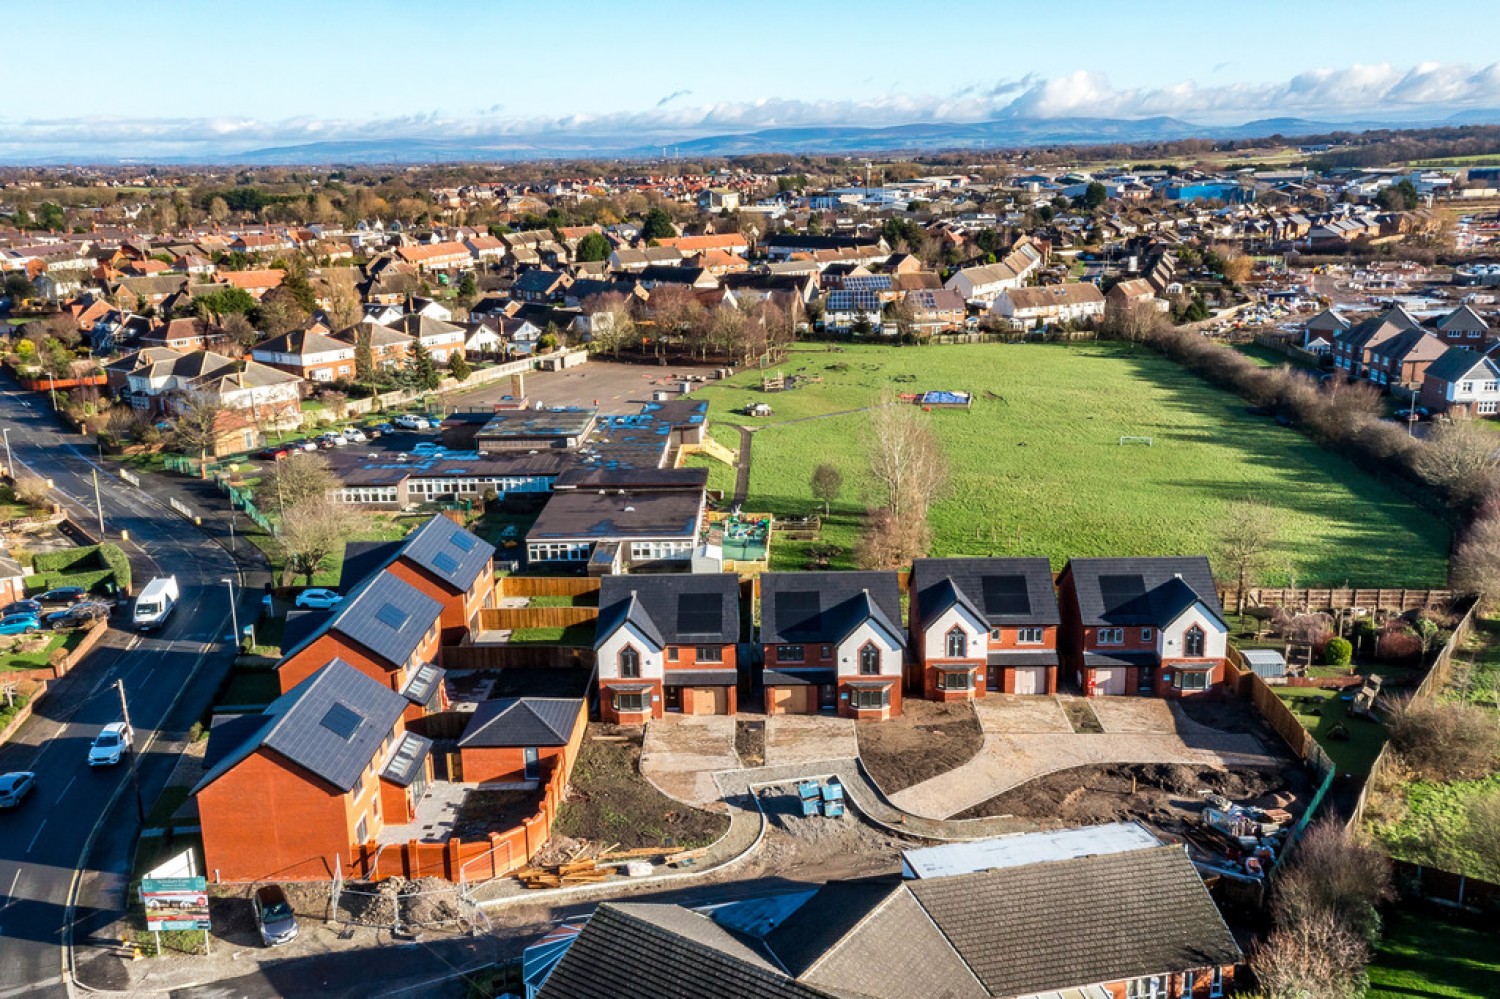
0, 383, 247, 998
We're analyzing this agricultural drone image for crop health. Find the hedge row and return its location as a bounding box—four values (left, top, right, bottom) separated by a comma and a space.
28, 543, 132, 595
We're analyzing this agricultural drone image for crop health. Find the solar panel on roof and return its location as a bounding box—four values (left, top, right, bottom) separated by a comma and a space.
375, 603, 410, 630
450, 533, 476, 552
432, 551, 460, 574
677, 593, 721, 636
1098, 574, 1148, 615
319, 703, 362, 741
777, 590, 821, 634
980, 575, 1031, 616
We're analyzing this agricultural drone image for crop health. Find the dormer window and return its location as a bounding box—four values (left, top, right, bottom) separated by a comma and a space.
1183, 626, 1205, 658
945, 627, 967, 658
619, 645, 641, 679
859, 642, 881, 676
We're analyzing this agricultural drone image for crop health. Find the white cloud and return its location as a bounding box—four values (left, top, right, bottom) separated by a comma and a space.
2, 61, 1498, 159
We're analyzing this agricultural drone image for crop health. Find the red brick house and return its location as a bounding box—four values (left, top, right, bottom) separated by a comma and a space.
339, 516, 498, 647
251, 328, 356, 384
457, 697, 586, 785
909, 557, 1060, 699
276, 571, 447, 724
1330, 307, 1420, 380
1057, 556, 1230, 698
592, 574, 740, 724
1364, 327, 1447, 391
760, 572, 904, 720
1423, 303, 1491, 348
1420, 346, 1500, 418
195, 659, 433, 882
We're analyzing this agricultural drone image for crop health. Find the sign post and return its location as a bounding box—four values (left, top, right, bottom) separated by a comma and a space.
140, 875, 211, 954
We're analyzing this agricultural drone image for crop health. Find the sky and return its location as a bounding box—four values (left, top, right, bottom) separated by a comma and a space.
5, 0, 1500, 160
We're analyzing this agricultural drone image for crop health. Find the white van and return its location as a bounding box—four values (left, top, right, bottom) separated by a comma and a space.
133, 576, 180, 631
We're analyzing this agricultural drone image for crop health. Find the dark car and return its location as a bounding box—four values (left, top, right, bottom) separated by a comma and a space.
252, 884, 299, 947
45, 601, 110, 631
37, 587, 86, 606
257, 446, 289, 461
373, 422, 395, 435
2, 600, 42, 618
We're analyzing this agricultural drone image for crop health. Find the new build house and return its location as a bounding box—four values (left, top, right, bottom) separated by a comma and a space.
760, 572, 904, 720
593, 574, 741, 723
276, 571, 447, 723
1420, 346, 1500, 418
909, 557, 1061, 699
457, 697, 586, 785
1057, 556, 1230, 698
195, 659, 433, 882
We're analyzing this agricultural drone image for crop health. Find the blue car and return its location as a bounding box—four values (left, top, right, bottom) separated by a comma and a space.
0, 614, 41, 636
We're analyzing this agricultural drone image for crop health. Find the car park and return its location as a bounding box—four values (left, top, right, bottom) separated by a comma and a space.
37, 587, 86, 606
3, 599, 43, 617
393, 414, 426, 430
0, 614, 40, 635
294, 588, 343, 610
88, 722, 131, 767
253, 884, 300, 947
0, 771, 35, 808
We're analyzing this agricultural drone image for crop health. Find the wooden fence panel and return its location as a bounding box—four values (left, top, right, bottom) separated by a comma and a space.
480, 606, 598, 631
443, 645, 596, 670
500, 576, 602, 599
1221, 586, 1453, 613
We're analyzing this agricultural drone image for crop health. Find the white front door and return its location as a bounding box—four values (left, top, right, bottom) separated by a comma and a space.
1014, 667, 1041, 695
1094, 668, 1126, 696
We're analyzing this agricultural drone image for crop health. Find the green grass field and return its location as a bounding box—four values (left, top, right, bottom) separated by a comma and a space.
689, 342, 1449, 580
1368, 908, 1500, 998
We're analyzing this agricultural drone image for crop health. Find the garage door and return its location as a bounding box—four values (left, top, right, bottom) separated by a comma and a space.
1013, 666, 1045, 696
771, 687, 813, 715
1093, 668, 1126, 696
711, 687, 729, 714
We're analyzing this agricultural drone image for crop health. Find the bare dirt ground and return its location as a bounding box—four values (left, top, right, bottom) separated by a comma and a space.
640, 715, 741, 807
857, 700, 984, 794
552, 726, 729, 850
951, 761, 1313, 833
451, 789, 542, 841
749, 784, 917, 881
735, 719, 766, 767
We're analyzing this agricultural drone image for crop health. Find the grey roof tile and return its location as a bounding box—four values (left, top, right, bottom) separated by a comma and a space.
1063, 556, 1222, 627
912, 557, 1060, 628
597, 574, 739, 648
760, 572, 903, 645
459, 697, 582, 748
328, 572, 442, 667
399, 515, 495, 592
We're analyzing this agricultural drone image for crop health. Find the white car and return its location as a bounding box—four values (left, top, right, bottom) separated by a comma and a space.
88, 722, 131, 767
294, 588, 343, 610
341, 427, 368, 443
393, 414, 426, 430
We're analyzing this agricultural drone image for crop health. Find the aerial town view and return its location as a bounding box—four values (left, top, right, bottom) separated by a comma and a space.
3, 3, 1500, 997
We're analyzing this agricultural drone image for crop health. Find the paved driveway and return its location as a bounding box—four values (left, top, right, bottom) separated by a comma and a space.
888, 699, 1278, 821
973, 694, 1073, 733
764, 715, 858, 767
640, 715, 740, 807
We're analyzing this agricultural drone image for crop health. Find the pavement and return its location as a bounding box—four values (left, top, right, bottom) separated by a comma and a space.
889, 696, 1281, 821
0, 372, 262, 999
639, 715, 740, 808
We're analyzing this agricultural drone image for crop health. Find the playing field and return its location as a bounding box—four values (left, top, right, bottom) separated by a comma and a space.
687, 341, 1450, 583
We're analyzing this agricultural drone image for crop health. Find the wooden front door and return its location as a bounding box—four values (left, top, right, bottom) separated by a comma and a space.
987, 666, 1001, 691
664, 686, 683, 712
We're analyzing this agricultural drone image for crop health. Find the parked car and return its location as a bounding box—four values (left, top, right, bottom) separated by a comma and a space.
373, 422, 395, 435
0, 771, 35, 808
257, 446, 289, 461
393, 413, 426, 430
294, 588, 343, 610
253, 884, 300, 947
1394, 406, 1432, 421
0, 614, 40, 636
46, 601, 110, 631
2, 600, 43, 617
411, 442, 446, 456
425, 416, 443, 429
88, 722, 131, 767
316, 434, 348, 448
37, 587, 86, 606
341, 427, 368, 444
288, 439, 319, 452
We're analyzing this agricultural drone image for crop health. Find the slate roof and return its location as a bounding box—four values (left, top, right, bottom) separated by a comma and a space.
194, 659, 406, 794
459, 698, 582, 748
337, 540, 402, 593
763, 880, 902, 976
986, 650, 1059, 667
537, 903, 822, 999
281, 570, 442, 669
912, 557, 1060, 629
596, 574, 739, 648
253, 328, 348, 357
760, 572, 903, 645
1425, 345, 1500, 384
399, 515, 495, 592
1063, 556, 1223, 627
1428, 304, 1489, 334
906, 845, 1241, 997
526, 488, 703, 543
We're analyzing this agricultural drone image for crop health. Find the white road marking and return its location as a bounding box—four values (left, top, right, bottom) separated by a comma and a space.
1, 870, 19, 912
55, 775, 76, 803
25, 820, 46, 854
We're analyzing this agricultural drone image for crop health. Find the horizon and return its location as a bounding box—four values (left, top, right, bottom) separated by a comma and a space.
4, 0, 1500, 163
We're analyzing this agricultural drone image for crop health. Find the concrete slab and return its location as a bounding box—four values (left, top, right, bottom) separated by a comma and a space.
764, 715, 858, 767
1089, 697, 1180, 734
639, 715, 740, 807
972, 694, 1073, 734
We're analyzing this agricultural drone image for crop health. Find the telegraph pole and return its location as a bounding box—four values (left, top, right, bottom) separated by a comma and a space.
116, 680, 145, 824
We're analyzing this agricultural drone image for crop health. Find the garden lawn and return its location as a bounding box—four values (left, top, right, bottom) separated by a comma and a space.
1271, 686, 1387, 776
1367, 908, 1500, 998
0, 630, 82, 672
690, 341, 1449, 581
1369, 773, 1500, 882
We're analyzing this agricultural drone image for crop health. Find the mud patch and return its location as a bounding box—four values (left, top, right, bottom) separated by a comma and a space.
858, 700, 983, 794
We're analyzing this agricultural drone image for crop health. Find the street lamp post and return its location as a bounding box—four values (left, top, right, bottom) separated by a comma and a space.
116, 680, 146, 825
221, 577, 240, 650
1, 427, 12, 479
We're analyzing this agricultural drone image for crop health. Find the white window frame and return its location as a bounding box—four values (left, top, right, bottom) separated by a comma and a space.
1018, 626, 1044, 644
1479, 400, 1498, 415
945, 627, 968, 658
1141, 627, 1153, 642
1097, 627, 1124, 645
1209, 966, 1223, 997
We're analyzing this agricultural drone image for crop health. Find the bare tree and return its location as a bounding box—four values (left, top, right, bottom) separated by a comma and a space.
1272, 820, 1393, 944
323, 271, 363, 330
169, 391, 226, 471
1385, 695, 1500, 781
1451, 510, 1500, 608
275, 496, 352, 586
222, 313, 258, 353
854, 506, 929, 570
1250, 909, 1369, 999
810, 463, 843, 516
581, 293, 635, 358
1217, 500, 1279, 615
858, 398, 949, 567
259, 451, 337, 514
1413, 421, 1500, 507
